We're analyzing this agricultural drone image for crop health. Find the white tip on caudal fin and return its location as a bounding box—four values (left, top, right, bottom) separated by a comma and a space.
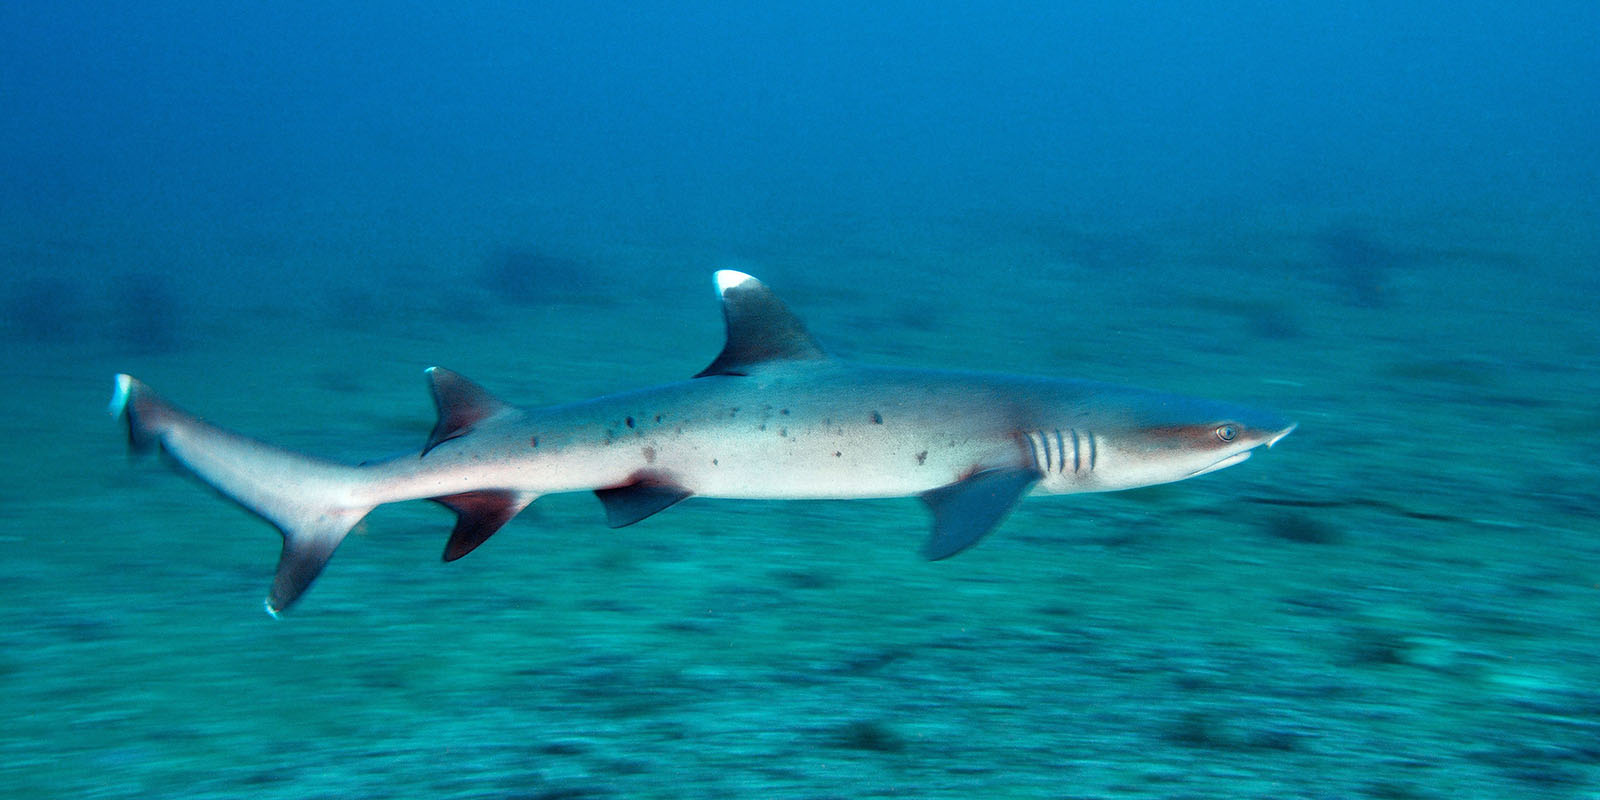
109, 373, 133, 416
110, 375, 375, 615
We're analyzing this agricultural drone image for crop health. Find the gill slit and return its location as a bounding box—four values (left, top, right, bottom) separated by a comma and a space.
1030, 428, 1092, 476
1026, 430, 1046, 473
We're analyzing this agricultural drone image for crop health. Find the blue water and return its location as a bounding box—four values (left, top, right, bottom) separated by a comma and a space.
4, 3, 1598, 797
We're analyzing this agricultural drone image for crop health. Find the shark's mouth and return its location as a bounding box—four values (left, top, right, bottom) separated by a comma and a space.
1187, 450, 1252, 478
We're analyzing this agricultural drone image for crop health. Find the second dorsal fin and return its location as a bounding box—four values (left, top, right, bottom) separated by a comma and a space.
423, 367, 512, 455
694, 270, 827, 378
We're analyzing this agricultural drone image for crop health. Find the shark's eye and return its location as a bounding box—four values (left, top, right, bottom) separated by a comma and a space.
1215, 424, 1239, 442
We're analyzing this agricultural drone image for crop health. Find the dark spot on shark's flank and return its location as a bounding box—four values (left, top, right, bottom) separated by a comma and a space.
780, 408, 790, 415
642, 446, 656, 464
654, 414, 663, 423
916, 450, 928, 465
759, 423, 767, 431
834, 451, 842, 458
625, 416, 635, 429
712, 458, 719, 466
871, 411, 883, 425
530, 436, 539, 448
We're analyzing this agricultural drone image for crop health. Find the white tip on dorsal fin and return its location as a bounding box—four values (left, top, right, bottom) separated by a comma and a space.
695, 271, 828, 378
714, 269, 756, 293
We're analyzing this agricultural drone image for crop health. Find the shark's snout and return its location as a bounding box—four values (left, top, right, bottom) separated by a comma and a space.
1265, 422, 1297, 449
1187, 419, 1294, 478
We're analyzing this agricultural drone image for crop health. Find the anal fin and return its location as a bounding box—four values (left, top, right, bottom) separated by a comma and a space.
918, 467, 1041, 560
431, 490, 535, 561
595, 479, 692, 528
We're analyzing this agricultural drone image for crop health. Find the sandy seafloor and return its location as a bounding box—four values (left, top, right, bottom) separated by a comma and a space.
4, 207, 1600, 799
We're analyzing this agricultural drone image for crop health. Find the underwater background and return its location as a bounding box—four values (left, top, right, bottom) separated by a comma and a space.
4, 2, 1598, 798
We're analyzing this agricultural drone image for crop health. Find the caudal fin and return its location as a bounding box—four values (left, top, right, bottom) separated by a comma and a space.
110, 374, 375, 616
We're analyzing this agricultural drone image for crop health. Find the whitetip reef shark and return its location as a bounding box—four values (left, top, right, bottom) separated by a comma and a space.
111, 270, 1295, 615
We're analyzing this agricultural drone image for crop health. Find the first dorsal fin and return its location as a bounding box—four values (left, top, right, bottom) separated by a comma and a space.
694, 270, 827, 378
424, 367, 512, 456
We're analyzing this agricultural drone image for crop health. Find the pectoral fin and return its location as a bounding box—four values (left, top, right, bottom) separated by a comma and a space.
595, 479, 693, 528
918, 467, 1041, 560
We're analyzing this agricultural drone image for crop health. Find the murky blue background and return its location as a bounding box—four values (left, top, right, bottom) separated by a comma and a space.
4, 3, 1598, 797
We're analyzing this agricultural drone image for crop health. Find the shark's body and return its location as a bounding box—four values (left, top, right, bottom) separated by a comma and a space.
112, 271, 1294, 614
